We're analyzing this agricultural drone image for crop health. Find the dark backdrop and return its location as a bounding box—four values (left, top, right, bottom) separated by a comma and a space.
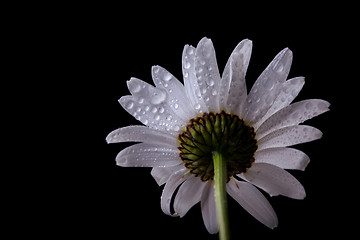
22, 4, 355, 239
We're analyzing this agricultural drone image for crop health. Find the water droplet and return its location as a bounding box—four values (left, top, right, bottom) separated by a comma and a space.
145, 106, 150, 111
128, 81, 141, 93
143, 119, 148, 125
155, 115, 160, 121
264, 77, 275, 90
138, 98, 144, 104
166, 115, 173, 121
187, 48, 194, 55
273, 61, 284, 72
150, 89, 167, 105
126, 101, 134, 110
159, 107, 165, 113
174, 103, 179, 109
174, 125, 180, 131
212, 89, 217, 96
206, 79, 214, 86
184, 61, 191, 69
152, 107, 158, 113
194, 103, 201, 110
163, 72, 172, 82
205, 97, 210, 102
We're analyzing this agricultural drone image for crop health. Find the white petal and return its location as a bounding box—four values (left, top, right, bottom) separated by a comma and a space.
152, 66, 195, 120
227, 178, 278, 229
219, 39, 252, 114
161, 168, 190, 216
257, 125, 323, 150
240, 163, 306, 199
254, 77, 305, 129
201, 182, 218, 234
116, 143, 181, 167
119, 94, 185, 135
106, 125, 178, 146
182, 44, 208, 114
244, 48, 293, 125
174, 176, 207, 217
256, 99, 330, 139
195, 37, 221, 112
255, 147, 310, 171
151, 164, 186, 186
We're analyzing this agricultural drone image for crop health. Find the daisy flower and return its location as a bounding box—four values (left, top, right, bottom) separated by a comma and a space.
106, 37, 329, 239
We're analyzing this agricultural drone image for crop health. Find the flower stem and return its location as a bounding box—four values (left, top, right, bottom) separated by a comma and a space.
213, 151, 230, 240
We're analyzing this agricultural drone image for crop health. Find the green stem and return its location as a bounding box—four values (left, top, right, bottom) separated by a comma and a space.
213, 151, 230, 240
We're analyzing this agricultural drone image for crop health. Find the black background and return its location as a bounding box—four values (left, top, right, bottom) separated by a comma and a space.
15, 3, 356, 239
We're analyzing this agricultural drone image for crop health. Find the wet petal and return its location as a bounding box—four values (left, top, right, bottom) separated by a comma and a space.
200, 181, 218, 234
116, 143, 180, 167
257, 125, 323, 150
174, 176, 207, 217
257, 99, 329, 139
255, 147, 310, 171
244, 48, 293, 125
227, 178, 278, 229
240, 163, 306, 199
195, 37, 221, 112
182, 44, 208, 114
119, 94, 185, 135
152, 66, 195, 120
106, 125, 178, 146
254, 77, 305, 129
219, 39, 252, 114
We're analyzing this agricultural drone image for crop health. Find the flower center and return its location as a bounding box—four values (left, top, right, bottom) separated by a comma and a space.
178, 111, 258, 182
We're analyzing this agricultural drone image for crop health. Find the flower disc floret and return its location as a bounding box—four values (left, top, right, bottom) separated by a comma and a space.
178, 111, 258, 182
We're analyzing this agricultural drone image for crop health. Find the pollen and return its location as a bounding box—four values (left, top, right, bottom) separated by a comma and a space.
178, 111, 258, 182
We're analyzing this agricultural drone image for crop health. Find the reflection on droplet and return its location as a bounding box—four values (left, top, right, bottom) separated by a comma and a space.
126, 101, 134, 110
264, 77, 275, 90
163, 72, 172, 82
194, 103, 201, 110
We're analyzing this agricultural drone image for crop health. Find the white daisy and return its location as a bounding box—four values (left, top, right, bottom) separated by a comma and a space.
106, 37, 329, 237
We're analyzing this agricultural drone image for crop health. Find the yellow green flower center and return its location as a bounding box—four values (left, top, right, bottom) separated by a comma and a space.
178, 111, 258, 182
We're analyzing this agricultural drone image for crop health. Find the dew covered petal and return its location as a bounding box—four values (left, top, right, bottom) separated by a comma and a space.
256, 99, 330, 139
227, 178, 278, 229
255, 147, 310, 171
220, 39, 252, 114
182, 44, 208, 114
119, 93, 185, 135
244, 48, 293, 125
254, 77, 305, 129
152, 65, 195, 120
106, 125, 178, 146
257, 125, 323, 150
195, 37, 221, 112
116, 143, 181, 167
240, 163, 306, 199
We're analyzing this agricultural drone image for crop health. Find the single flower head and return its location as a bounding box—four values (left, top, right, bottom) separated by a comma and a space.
106, 37, 329, 234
